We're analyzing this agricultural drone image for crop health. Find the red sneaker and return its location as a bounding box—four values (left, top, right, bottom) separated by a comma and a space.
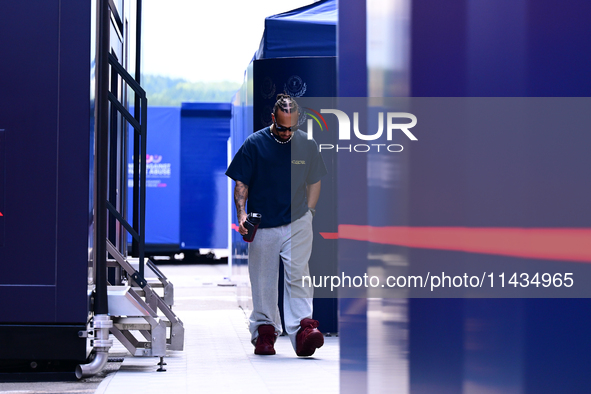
254, 325, 277, 355
296, 318, 324, 357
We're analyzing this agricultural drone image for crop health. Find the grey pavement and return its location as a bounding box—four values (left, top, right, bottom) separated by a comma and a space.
101, 263, 339, 394
0, 263, 339, 394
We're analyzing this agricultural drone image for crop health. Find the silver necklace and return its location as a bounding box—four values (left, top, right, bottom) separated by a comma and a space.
270, 128, 293, 144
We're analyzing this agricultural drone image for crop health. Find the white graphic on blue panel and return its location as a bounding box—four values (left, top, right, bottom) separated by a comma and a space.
128, 154, 172, 187
261, 76, 276, 99
284, 75, 307, 97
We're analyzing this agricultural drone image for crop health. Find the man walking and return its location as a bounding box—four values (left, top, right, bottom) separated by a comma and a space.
226, 94, 327, 356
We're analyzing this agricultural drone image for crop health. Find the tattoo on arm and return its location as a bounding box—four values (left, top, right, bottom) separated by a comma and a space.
234, 181, 249, 216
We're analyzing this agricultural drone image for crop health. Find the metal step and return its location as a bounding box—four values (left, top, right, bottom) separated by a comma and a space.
127, 257, 175, 307
113, 316, 171, 330
107, 285, 184, 356
105, 241, 184, 358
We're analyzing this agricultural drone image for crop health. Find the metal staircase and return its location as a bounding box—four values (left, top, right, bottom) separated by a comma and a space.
87, 1, 184, 372
76, 0, 185, 379
106, 241, 184, 358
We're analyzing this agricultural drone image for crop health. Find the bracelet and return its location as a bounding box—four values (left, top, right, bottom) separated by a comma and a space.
309, 207, 316, 217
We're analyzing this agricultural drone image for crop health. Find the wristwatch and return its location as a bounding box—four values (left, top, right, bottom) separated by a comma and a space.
309, 207, 316, 217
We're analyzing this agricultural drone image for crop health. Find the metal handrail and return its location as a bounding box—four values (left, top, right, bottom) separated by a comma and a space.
108, 92, 141, 131
106, 200, 140, 240
108, 53, 146, 96
107, 53, 148, 286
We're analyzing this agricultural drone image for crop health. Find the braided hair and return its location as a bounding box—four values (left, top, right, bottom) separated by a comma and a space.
273, 94, 299, 117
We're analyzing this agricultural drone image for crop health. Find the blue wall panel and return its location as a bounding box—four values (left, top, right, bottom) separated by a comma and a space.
337, 0, 369, 391
127, 107, 181, 248
56, 0, 93, 324
180, 103, 231, 250
0, 0, 91, 325
406, 1, 591, 393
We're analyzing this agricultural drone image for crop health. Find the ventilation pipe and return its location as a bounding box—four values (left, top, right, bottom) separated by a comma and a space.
75, 315, 113, 379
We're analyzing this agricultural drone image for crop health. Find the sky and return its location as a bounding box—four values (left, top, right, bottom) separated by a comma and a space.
142, 0, 316, 84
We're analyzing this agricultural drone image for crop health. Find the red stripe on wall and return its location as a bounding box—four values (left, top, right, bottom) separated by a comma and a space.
322, 226, 591, 263
320, 232, 339, 239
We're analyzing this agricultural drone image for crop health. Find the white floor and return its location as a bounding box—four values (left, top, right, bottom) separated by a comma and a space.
95, 264, 339, 394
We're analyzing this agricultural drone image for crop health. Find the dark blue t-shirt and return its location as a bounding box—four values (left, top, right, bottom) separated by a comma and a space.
226, 127, 327, 228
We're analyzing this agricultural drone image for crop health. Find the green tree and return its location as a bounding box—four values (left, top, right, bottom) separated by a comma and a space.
142, 75, 241, 106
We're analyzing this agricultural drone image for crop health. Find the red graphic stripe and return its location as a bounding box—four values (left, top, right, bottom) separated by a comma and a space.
319, 232, 338, 239
0, 212, 3, 216
321, 226, 591, 263
305, 108, 329, 131
231, 223, 240, 232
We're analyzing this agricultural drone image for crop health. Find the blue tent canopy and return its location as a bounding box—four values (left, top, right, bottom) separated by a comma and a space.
255, 0, 337, 60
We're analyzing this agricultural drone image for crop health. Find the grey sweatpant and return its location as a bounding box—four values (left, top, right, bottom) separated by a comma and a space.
248, 210, 314, 350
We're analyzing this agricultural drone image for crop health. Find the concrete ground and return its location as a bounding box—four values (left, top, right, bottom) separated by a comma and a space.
0, 263, 339, 394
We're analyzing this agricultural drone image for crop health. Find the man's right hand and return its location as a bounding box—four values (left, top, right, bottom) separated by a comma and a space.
234, 181, 249, 235
238, 212, 248, 235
